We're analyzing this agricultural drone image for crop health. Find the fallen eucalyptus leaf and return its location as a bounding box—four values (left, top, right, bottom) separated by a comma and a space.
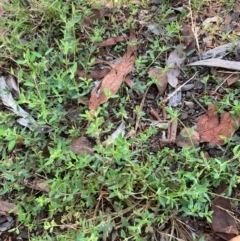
188, 59, 240, 71
0, 76, 38, 130
166, 45, 185, 87
203, 16, 220, 26
201, 41, 240, 59
6, 75, 20, 98
104, 121, 125, 145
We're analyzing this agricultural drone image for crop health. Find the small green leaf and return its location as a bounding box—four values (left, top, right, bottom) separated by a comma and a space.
8, 139, 16, 151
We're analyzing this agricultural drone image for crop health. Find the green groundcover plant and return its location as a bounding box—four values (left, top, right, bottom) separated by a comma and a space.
0, 0, 240, 240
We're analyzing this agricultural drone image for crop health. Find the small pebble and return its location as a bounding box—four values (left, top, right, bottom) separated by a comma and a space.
150, 0, 164, 4
206, 142, 216, 149
188, 109, 195, 115
151, 6, 158, 12
218, 87, 225, 94
186, 92, 192, 99
196, 81, 204, 90
184, 101, 195, 109
147, 93, 155, 100
181, 112, 188, 120
181, 84, 194, 91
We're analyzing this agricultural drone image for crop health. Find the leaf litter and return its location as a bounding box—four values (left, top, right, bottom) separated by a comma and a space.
2, 0, 240, 240
188, 58, 240, 71
70, 137, 94, 155
196, 104, 239, 145
148, 67, 168, 95
0, 76, 52, 132
166, 44, 185, 88
89, 30, 137, 113
0, 76, 39, 130
211, 183, 238, 241
97, 36, 126, 47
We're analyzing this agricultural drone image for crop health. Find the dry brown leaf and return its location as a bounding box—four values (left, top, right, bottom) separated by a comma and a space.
70, 137, 94, 155
0, 200, 17, 215
0, 6, 4, 16
181, 23, 196, 53
229, 235, 240, 241
227, 74, 239, 86
224, 14, 232, 25
83, 8, 108, 25
89, 30, 137, 112
176, 127, 200, 148
97, 36, 126, 47
149, 107, 161, 121
203, 16, 220, 26
196, 104, 238, 145
211, 183, 238, 240
23, 178, 50, 192
168, 118, 178, 142
148, 68, 168, 95
77, 68, 110, 80
166, 45, 185, 87
188, 59, 240, 71
124, 75, 134, 88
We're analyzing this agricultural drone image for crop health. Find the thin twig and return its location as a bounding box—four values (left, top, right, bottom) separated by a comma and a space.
161, 72, 198, 104
213, 73, 234, 94
135, 85, 151, 132
192, 93, 206, 111
188, 0, 201, 58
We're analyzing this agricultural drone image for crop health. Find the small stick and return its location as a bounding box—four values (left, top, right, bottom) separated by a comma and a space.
149, 107, 161, 121
192, 94, 206, 111
170, 118, 178, 142
161, 72, 198, 104
213, 73, 234, 94
135, 85, 150, 132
